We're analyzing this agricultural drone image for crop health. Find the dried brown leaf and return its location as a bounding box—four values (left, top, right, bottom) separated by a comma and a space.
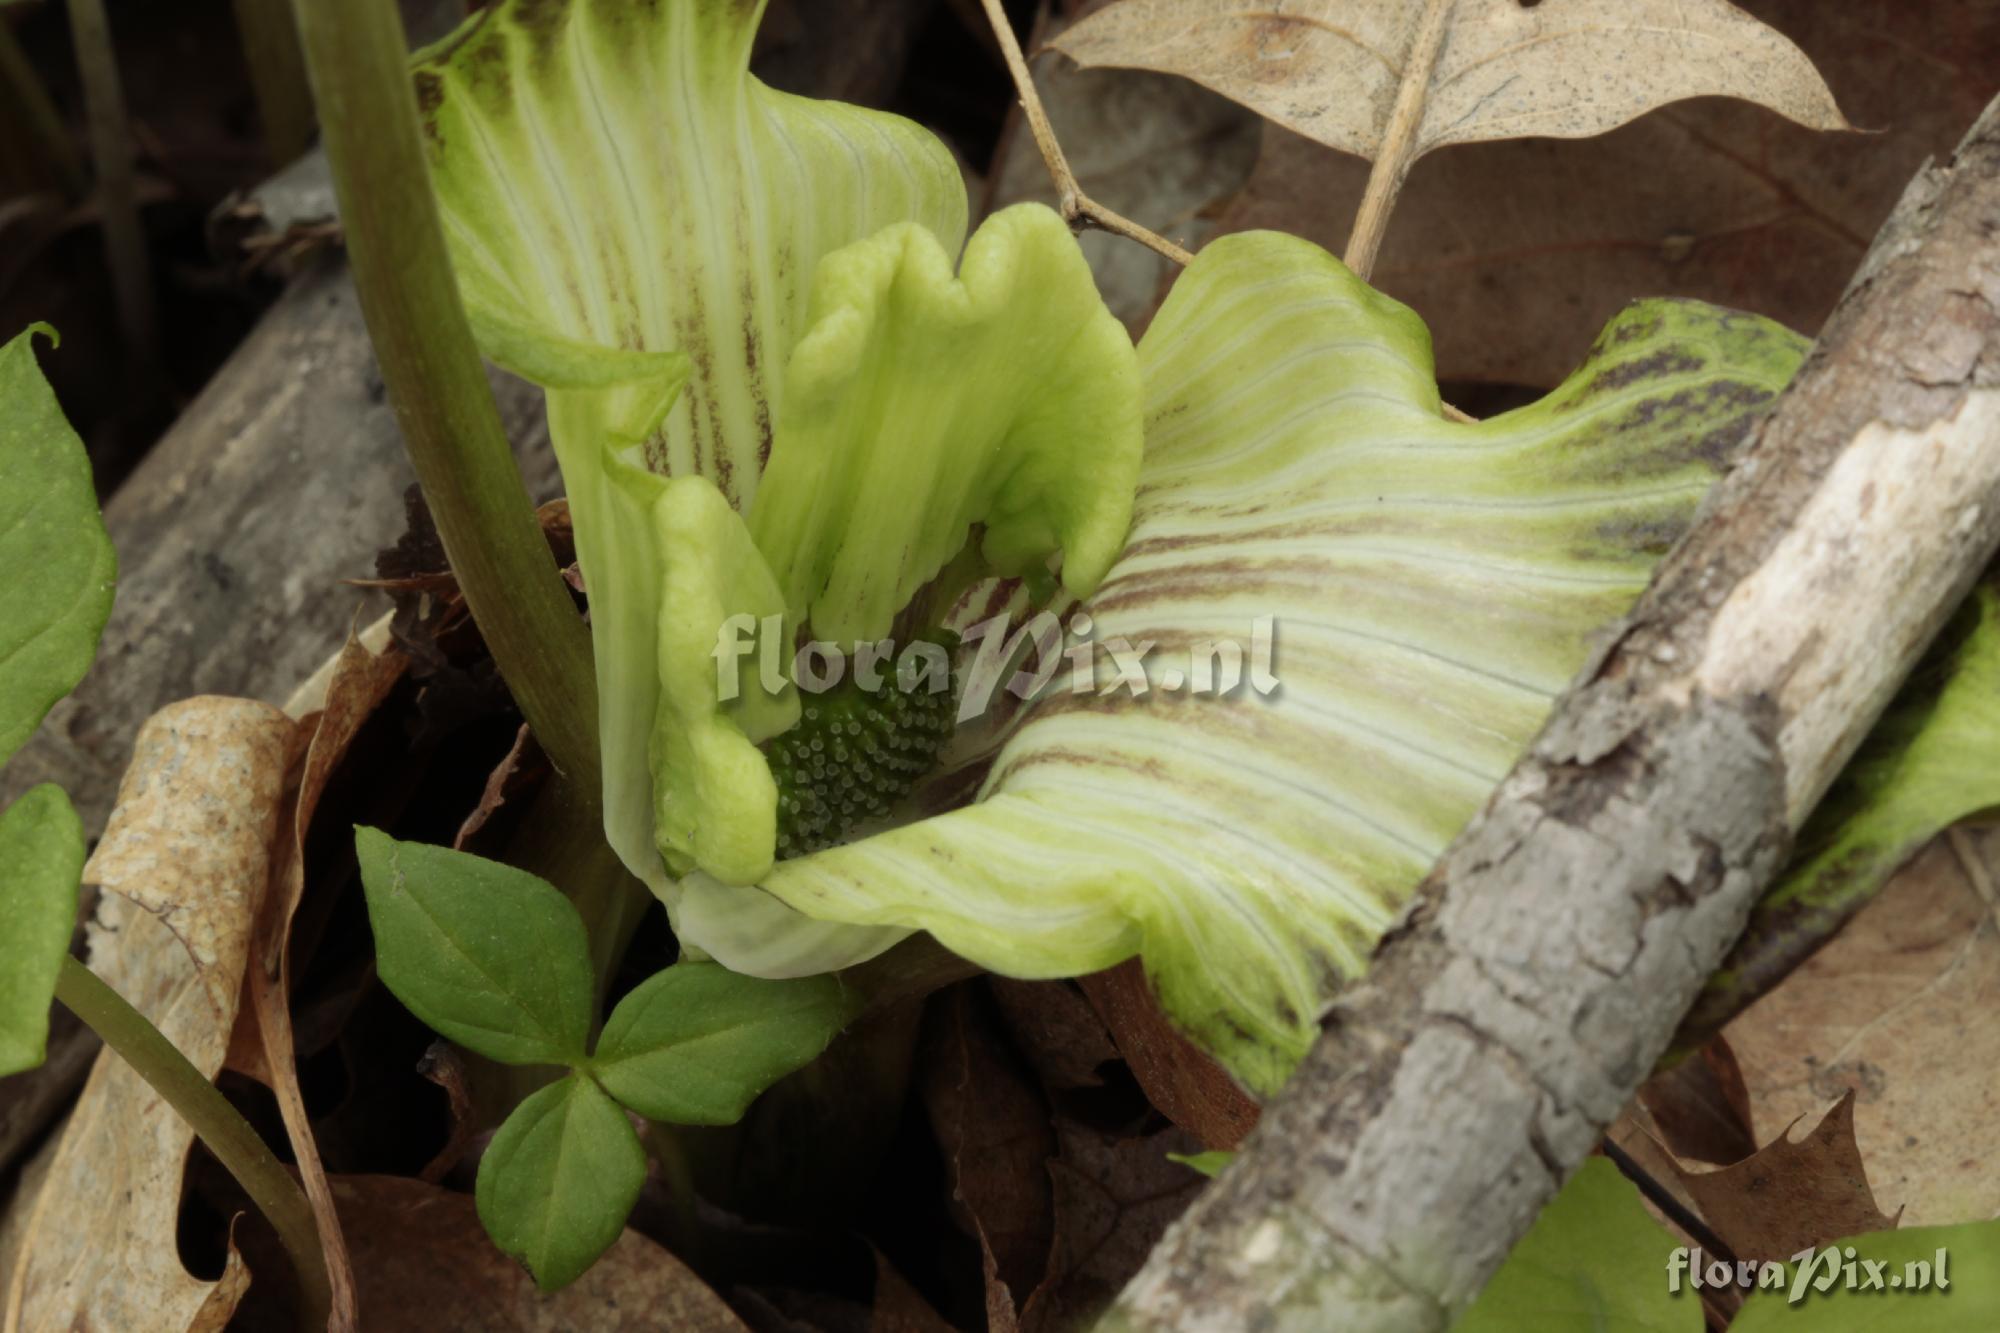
1672, 1091, 1899, 1263
1213, 0, 1992, 386
1078, 962, 1259, 1150
1639, 1036, 1758, 1168
453, 722, 536, 851
334, 1174, 747, 1331
868, 1248, 957, 1333
1017, 1122, 1206, 1333
234, 625, 408, 1329
4, 697, 296, 1333
1723, 831, 2000, 1228
1053, 0, 1849, 160
987, 978, 1119, 1092
920, 985, 1055, 1331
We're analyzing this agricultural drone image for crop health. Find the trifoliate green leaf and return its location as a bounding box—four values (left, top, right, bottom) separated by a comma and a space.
0, 784, 84, 1077
354, 828, 594, 1067
1681, 584, 2000, 1047
750, 234, 1809, 1095
0, 324, 116, 768
749, 205, 1143, 643
1729, 1221, 2000, 1330
475, 1072, 645, 1292
1454, 1158, 1700, 1333
590, 962, 856, 1125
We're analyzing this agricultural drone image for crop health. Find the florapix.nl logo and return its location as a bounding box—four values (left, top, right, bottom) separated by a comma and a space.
712, 610, 1280, 721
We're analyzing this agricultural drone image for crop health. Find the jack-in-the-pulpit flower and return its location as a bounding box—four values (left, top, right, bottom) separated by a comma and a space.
414, 0, 1808, 1093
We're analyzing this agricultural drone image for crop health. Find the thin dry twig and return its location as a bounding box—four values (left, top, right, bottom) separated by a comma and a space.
978, 0, 1194, 267
1344, 0, 1455, 279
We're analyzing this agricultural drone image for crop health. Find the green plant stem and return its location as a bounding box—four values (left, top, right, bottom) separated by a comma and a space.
230, 0, 314, 165
290, 0, 602, 790
639, 1121, 703, 1263
52, 954, 330, 1329
64, 0, 155, 363
0, 23, 86, 198
508, 776, 650, 1015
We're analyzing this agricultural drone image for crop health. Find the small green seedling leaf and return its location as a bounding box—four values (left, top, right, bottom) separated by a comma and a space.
354, 827, 593, 1067
1167, 1150, 1234, 1179
475, 1072, 645, 1292
0, 783, 84, 1077
0, 324, 117, 769
591, 962, 857, 1126
1454, 1158, 1701, 1333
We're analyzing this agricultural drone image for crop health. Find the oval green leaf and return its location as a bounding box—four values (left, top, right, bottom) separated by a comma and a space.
474, 1072, 645, 1292
1455, 1158, 1702, 1333
591, 962, 857, 1126
0, 783, 84, 1076
354, 827, 594, 1067
0, 324, 116, 768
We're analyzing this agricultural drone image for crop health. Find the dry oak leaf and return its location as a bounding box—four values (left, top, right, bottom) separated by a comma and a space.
1052, 0, 1850, 163
1671, 1090, 1900, 1264
1723, 830, 2000, 1229
3, 697, 298, 1333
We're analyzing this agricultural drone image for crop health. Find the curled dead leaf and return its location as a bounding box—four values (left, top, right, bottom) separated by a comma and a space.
5, 697, 296, 1333
1078, 961, 1259, 1151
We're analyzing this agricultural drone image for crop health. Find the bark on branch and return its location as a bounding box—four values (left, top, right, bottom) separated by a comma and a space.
1108, 94, 2000, 1332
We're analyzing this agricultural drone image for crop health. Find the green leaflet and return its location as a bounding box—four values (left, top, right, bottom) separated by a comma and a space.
0, 324, 116, 768
752, 233, 1808, 1095
0, 785, 85, 1077
475, 1072, 645, 1292
1679, 584, 2000, 1048
1167, 1150, 1233, 1179
590, 962, 856, 1124
749, 206, 1143, 643
355, 828, 595, 1067
413, 0, 966, 907
0, 325, 109, 1080
1729, 1221, 2000, 1330
1453, 1159, 1699, 1333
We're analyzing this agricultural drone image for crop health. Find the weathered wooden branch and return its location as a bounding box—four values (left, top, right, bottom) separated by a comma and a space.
1109, 93, 2000, 1332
